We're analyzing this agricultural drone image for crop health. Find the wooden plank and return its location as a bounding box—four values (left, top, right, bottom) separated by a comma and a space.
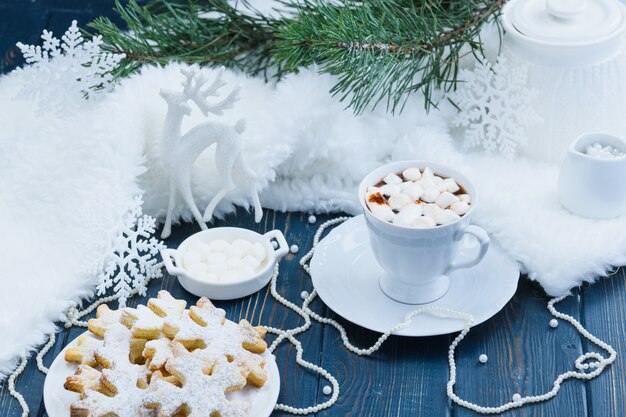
315, 308, 452, 416
0, 210, 329, 417
581, 267, 626, 417
454, 279, 588, 417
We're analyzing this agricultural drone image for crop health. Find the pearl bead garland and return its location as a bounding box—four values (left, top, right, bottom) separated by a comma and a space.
290, 244, 299, 254
8, 218, 618, 417
7, 355, 29, 417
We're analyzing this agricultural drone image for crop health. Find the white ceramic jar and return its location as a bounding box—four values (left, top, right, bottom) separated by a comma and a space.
502, 0, 626, 164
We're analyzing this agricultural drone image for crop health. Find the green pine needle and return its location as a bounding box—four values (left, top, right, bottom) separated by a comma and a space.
89, 0, 503, 114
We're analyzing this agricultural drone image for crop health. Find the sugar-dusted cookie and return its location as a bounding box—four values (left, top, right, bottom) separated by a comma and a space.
235, 352, 267, 387
87, 304, 122, 338
143, 343, 248, 417
142, 337, 174, 371
238, 319, 267, 354
121, 305, 164, 340
64, 365, 102, 396
93, 323, 151, 389
147, 290, 187, 318
64, 335, 102, 367
70, 367, 151, 417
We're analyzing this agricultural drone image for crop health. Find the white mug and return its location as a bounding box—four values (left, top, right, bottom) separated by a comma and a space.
358, 161, 490, 305
558, 133, 626, 219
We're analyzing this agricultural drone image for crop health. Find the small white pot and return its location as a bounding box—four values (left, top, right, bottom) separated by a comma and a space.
558, 132, 626, 219
161, 228, 289, 300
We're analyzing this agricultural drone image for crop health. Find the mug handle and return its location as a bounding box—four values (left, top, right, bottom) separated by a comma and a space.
264, 229, 290, 260
444, 225, 490, 276
160, 248, 186, 276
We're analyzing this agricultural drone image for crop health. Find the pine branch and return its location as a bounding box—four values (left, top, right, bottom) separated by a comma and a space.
275, 0, 503, 113
88, 0, 282, 78
89, 0, 503, 114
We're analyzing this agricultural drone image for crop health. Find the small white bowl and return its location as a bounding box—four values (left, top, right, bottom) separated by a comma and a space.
161, 228, 289, 300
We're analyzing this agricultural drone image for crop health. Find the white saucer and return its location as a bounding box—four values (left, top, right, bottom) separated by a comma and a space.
310, 216, 520, 337
43, 329, 280, 417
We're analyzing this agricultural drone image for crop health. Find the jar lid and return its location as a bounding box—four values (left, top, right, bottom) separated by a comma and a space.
509, 0, 625, 45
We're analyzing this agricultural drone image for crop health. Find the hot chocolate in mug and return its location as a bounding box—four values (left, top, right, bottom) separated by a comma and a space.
358, 160, 490, 304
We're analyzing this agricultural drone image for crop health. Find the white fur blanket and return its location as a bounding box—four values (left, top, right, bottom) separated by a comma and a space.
1, 62, 625, 380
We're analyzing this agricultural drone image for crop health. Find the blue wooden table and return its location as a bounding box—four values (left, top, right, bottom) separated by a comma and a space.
1, 3, 625, 416
0, 209, 625, 417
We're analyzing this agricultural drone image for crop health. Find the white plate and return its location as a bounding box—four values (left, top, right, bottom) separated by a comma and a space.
43, 329, 280, 417
310, 216, 520, 336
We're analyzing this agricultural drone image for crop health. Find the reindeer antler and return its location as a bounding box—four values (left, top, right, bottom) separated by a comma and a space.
180, 67, 240, 116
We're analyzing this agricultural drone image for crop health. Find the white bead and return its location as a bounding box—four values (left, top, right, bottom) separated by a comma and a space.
550, 319, 559, 328
512, 393, 522, 402
301, 291, 309, 300
479, 354, 488, 364
308, 215, 317, 224
323, 385, 332, 395
272, 240, 279, 249
290, 244, 299, 254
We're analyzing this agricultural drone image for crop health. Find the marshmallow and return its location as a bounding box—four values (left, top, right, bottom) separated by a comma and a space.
205, 252, 227, 265
226, 257, 243, 271
435, 191, 460, 209
403, 183, 424, 200
189, 240, 211, 256
421, 203, 442, 219
388, 193, 412, 210
186, 262, 207, 277
451, 200, 470, 215
183, 250, 202, 268
240, 266, 256, 277
250, 242, 266, 262
402, 167, 422, 181
224, 244, 244, 259
208, 262, 228, 274
369, 203, 396, 222
232, 238, 253, 254
432, 176, 443, 186
393, 204, 423, 226
435, 209, 460, 225
379, 184, 401, 197
383, 173, 403, 185
242, 254, 262, 270
413, 216, 437, 228
208, 239, 229, 252
421, 187, 441, 203
443, 177, 460, 193
459, 194, 472, 204
221, 270, 242, 282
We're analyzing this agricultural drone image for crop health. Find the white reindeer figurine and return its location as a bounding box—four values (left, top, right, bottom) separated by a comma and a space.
159, 67, 262, 239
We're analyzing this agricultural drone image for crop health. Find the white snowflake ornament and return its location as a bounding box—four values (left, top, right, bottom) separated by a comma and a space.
96, 196, 166, 307
451, 56, 541, 158
15, 20, 124, 115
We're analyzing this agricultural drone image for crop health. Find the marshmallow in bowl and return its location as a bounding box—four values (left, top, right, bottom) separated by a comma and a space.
365, 166, 471, 228
182, 238, 267, 283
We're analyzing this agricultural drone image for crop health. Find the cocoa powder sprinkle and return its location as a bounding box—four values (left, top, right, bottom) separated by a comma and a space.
367, 192, 386, 205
